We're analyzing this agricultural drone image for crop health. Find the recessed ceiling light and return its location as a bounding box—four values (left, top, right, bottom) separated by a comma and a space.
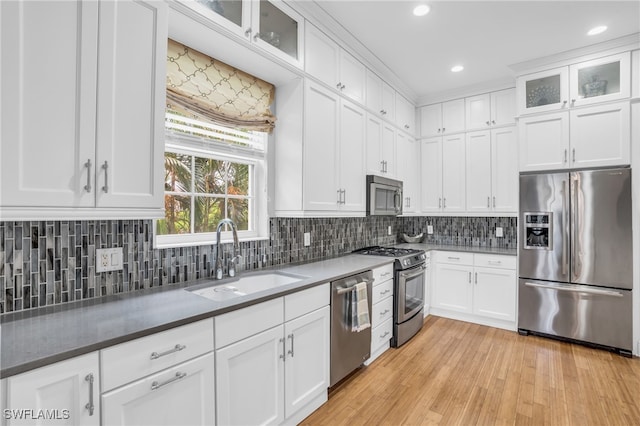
413, 4, 431, 17
451, 65, 464, 73
587, 25, 607, 36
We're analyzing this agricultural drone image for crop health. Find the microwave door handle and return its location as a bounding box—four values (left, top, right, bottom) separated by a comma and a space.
394, 190, 402, 213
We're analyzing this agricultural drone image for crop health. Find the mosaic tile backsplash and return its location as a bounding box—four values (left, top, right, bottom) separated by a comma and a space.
0, 216, 516, 313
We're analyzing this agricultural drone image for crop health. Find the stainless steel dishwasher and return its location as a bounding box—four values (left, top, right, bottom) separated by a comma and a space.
330, 270, 373, 387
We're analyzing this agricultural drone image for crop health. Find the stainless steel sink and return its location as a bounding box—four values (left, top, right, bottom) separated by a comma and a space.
188, 271, 308, 301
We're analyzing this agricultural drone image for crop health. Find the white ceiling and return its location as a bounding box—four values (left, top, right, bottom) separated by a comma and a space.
312, 0, 640, 103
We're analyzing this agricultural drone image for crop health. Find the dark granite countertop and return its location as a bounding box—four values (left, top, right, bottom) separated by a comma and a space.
0, 255, 394, 378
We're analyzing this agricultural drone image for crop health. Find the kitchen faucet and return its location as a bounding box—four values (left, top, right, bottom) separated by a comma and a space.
215, 218, 241, 279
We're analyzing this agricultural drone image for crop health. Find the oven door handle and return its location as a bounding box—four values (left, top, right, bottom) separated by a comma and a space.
399, 264, 426, 280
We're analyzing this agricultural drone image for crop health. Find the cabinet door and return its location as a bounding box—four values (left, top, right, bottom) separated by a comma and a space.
216, 325, 285, 426
252, 0, 304, 68
491, 127, 518, 212
465, 131, 492, 212
95, 0, 167, 210
433, 263, 473, 313
441, 134, 466, 212
339, 100, 366, 211
420, 138, 442, 212
569, 102, 630, 168
304, 23, 339, 88
465, 94, 491, 131
284, 307, 330, 419
381, 82, 396, 122
419, 104, 443, 137
473, 267, 516, 322
516, 66, 569, 115
442, 99, 465, 134
303, 82, 339, 210
0, 0, 97, 208
340, 50, 365, 104
397, 133, 420, 213
6, 353, 99, 426
491, 88, 516, 126
381, 123, 396, 177
396, 95, 415, 134
518, 111, 569, 172
569, 52, 630, 107
366, 114, 384, 175
365, 70, 383, 115
101, 353, 215, 426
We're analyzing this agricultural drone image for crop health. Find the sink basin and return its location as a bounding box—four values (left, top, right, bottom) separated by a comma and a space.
188, 271, 308, 302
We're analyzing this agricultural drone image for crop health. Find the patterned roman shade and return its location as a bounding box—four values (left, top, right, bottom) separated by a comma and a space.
166, 39, 276, 133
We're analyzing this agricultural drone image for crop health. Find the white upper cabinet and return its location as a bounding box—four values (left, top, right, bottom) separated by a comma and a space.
516, 52, 630, 115
305, 23, 365, 104
395, 94, 416, 134
465, 88, 516, 131
519, 112, 569, 171
419, 99, 465, 137
0, 0, 167, 219
365, 70, 395, 120
396, 132, 420, 214
182, 0, 304, 68
366, 114, 396, 177
420, 137, 443, 213
441, 134, 466, 212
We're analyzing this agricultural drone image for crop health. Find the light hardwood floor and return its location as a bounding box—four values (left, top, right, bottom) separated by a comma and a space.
302, 315, 640, 426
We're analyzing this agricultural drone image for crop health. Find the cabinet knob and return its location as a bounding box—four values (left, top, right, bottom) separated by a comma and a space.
244, 28, 252, 37
437, 128, 441, 133
336, 82, 342, 90
442, 127, 445, 132
404, 124, 410, 129
562, 100, 568, 106
491, 120, 496, 125
486, 121, 490, 126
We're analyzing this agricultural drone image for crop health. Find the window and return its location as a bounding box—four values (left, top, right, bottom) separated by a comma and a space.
156, 113, 268, 247
156, 39, 274, 247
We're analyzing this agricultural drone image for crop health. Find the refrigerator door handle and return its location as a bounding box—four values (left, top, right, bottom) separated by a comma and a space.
571, 176, 580, 281
561, 180, 569, 276
523, 281, 624, 298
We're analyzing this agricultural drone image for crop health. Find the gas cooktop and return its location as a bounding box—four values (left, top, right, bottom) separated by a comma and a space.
353, 246, 426, 269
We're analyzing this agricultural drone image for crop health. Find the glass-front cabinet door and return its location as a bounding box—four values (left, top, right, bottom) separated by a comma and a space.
183, 0, 303, 68
516, 67, 569, 115
569, 52, 630, 107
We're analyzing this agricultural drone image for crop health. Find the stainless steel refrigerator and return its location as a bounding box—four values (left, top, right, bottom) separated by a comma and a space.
518, 167, 633, 356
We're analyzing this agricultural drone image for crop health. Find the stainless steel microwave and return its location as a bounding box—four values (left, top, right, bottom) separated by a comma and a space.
366, 175, 403, 216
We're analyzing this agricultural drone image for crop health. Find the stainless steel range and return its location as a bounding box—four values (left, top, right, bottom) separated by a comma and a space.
354, 246, 426, 347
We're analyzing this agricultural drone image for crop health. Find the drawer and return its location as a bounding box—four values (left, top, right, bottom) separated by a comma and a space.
370, 318, 393, 351
436, 251, 473, 265
372, 263, 394, 285
371, 295, 394, 327
101, 318, 214, 392
284, 283, 329, 322
372, 279, 394, 305
474, 254, 516, 270
215, 297, 283, 349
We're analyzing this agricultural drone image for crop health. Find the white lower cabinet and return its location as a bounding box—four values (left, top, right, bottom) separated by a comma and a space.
432, 251, 516, 330
215, 285, 330, 426
365, 264, 395, 365
101, 353, 215, 426
4, 352, 100, 426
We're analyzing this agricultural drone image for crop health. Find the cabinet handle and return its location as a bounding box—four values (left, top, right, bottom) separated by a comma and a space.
475, 272, 478, 284
244, 27, 251, 37
487, 197, 490, 208
380, 289, 391, 296
151, 371, 187, 391
279, 337, 286, 361
150, 344, 186, 360
404, 124, 410, 130
442, 127, 446, 132
447, 256, 460, 260
380, 331, 390, 339
571, 99, 576, 105
438, 198, 442, 208
381, 271, 392, 277
337, 189, 341, 205
101, 161, 109, 193
493, 196, 496, 208
562, 100, 568, 107
83, 159, 92, 193
380, 309, 390, 316
564, 149, 568, 163
443, 198, 447, 208
336, 82, 342, 90
85, 373, 95, 416
488, 260, 502, 265
287, 333, 294, 358
492, 120, 496, 125
384, 160, 388, 173
253, 32, 260, 41
342, 189, 346, 204
468, 272, 472, 283
572, 148, 576, 163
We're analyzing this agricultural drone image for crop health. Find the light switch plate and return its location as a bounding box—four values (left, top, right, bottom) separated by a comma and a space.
96, 248, 123, 273
496, 227, 504, 238
427, 225, 434, 235
387, 226, 392, 236
303, 232, 311, 247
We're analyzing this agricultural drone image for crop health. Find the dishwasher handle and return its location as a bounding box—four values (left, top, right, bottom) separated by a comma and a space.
335, 278, 374, 294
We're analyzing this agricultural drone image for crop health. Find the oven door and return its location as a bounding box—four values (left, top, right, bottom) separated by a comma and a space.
396, 264, 425, 323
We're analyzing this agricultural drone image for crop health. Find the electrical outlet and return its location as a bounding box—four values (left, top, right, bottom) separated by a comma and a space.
496, 227, 504, 238
387, 226, 392, 236
96, 248, 123, 273
427, 225, 434, 235
304, 232, 311, 247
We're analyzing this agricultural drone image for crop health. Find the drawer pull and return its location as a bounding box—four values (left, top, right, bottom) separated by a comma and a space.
380, 272, 392, 277
85, 373, 95, 416
447, 256, 460, 260
380, 289, 391, 296
150, 344, 186, 360
151, 371, 187, 391
380, 331, 390, 339
380, 309, 390, 316
488, 260, 502, 265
